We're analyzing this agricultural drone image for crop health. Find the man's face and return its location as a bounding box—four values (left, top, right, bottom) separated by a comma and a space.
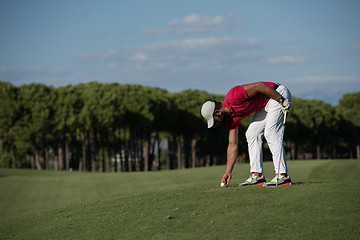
213, 111, 227, 126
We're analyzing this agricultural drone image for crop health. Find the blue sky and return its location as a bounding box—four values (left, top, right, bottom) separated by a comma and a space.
1, 0, 359, 105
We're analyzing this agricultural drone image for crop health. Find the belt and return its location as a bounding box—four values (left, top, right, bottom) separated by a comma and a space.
274, 84, 279, 90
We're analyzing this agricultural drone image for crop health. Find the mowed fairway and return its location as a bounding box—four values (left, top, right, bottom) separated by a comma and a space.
0, 160, 359, 239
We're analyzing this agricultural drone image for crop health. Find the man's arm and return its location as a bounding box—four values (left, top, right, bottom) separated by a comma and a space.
221, 126, 239, 187
243, 82, 282, 101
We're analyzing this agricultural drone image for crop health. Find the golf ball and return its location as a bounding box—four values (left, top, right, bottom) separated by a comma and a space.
220, 182, 225, 187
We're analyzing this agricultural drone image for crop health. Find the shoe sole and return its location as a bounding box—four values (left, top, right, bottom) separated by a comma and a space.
239, 181, 266, 186
264, 182, 292, 187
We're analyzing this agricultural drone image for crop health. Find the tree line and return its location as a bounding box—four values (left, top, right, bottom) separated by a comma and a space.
0, 81, 359, 171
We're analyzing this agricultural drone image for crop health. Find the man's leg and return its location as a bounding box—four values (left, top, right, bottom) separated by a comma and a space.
263, 105, 287, 174
264, 85, 292, 175
240, 113, 268, 186
246, 109, 267, 174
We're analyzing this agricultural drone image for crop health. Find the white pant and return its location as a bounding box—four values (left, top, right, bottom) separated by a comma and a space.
245, 84, 292, 174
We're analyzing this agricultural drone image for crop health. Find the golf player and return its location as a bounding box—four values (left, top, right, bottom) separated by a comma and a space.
201, 81, 292, 187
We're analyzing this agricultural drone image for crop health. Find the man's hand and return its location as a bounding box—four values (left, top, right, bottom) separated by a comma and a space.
221, 172, 232, 187
221, 127, 238, 188
278, 97, 290, 111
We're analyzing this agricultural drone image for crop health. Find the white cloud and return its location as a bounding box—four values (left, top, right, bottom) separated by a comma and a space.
74, 37, 264, 68
141, 28, 170, 36
92, 29, 103, 36
70, 36, 265, 84
265, 56, 304, 65
142, 13, 243, 35
108, 63, 117, 69
74, 51, 94, 58
348, 45, 360, 54
75, 50, 118, 60
133, 37, 263, 72
130, 52, 149, 61
130, 37, 264, 71
167, 13, 225, 27
142, 37, 263, 52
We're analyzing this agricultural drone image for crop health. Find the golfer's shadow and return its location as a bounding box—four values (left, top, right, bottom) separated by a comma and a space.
291, 182, 323, 185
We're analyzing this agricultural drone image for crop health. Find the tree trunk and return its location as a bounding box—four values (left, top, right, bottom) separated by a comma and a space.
184, 137, 190, 168
290, 142, 296, 160
93, 131, 99, 172
191, 138, 197, 168
31, 154, 35, 169
72, 137, 80, 171
177, 136, 182, 169
168, 135, 176, 170
131, 137, 138, 171
54, 155, 58, 171
44, 146, 49, 170
65, 140, 70, 171
316, 144, 321, 160
118, 140, 123, 172
157, 135, 165, 171
149, 135, 155, 171
11, 149, 17, 168
81, 136, 87, 172
101, 136, 105, 172
357, 144, 360, 160
34, 150, 42, 170
106, 147, 111, 172
332, 140, 337, 159
86, 132, 92, 172
121, 132, 125, 171
114, 143, 118, 172
124, 140, 130, 172
142, 136, 149, 172
58, 145, 63, 170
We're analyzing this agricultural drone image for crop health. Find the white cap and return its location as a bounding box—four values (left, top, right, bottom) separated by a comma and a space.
201, 101, 215, 128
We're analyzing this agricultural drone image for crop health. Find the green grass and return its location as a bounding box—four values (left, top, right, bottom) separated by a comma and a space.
0, 160, 359, 239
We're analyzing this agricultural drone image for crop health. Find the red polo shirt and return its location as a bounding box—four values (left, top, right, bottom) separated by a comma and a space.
221, 82, 276, 131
